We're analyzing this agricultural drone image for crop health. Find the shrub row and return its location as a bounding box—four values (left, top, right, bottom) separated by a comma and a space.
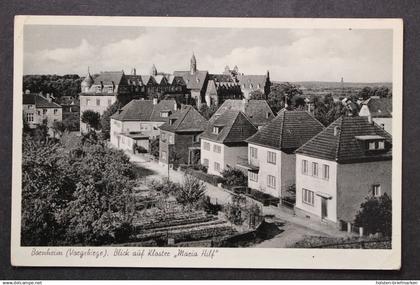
187, 169, 225, 186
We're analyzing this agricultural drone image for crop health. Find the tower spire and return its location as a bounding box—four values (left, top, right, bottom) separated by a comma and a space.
190, 52, 197, 75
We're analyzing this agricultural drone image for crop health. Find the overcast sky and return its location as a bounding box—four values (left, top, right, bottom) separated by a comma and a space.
23, 25, 393, 82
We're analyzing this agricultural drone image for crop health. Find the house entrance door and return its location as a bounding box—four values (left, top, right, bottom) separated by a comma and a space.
321, 197, 328, 219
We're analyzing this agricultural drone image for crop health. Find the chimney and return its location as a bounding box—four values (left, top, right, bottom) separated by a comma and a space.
25, 89, 30, 94
174, 102, 177, 111
367, 114, 373, 124
334, 126, 340, 136
46, 93, 52, 103
133, 68, 136, 76
153, 98, 158, 105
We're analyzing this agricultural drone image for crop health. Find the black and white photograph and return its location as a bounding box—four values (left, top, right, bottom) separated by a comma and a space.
11, 16, 403, 269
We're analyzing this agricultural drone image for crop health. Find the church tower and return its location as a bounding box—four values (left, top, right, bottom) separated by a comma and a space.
190, 53, 197, 75
150, 64, 158, 76
81, 67, 94, 93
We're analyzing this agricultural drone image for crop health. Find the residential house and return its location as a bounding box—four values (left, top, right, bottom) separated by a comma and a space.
23, 91, 62, 135
241, 110, 324, 199
159, 105, 208, 166
359, 96, 392, 134
212, 99, 275, 128
110, 99, 178, 152
295, 116, 392, 229
200, 110, 257, 176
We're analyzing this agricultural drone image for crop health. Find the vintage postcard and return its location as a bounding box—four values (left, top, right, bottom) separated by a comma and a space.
11, 16, 403, 269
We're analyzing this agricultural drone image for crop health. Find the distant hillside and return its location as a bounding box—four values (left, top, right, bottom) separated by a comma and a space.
273, 81, 392, 89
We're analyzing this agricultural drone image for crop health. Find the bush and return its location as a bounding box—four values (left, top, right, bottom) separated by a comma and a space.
174, 174, 206, 208
221, 166, 248, 188
354, 193, 392, 237
187, 169, 224, 186
113, 222, 133, 243
200, 196, 222, 215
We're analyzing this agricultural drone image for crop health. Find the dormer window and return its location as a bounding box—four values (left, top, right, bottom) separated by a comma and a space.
169, 118, 176, 125
355, 135, 386, 151
160, 110, 171, 118
213, 126, 222, 134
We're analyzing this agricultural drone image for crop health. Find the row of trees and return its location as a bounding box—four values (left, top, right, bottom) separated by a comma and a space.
23, 74, 82, 98
22, 131, 137, 246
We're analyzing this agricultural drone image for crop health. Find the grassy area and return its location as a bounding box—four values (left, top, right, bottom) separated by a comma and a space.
291, 235, 391, 249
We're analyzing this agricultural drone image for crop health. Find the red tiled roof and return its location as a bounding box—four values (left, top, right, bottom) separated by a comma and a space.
111, 99, 177, 122
362, 97, 392, 118
213, 99, 274, 127
159, 105, 208, 133
173, 70, 208, 91
296, 116, 392, 163
23, 93, 62, 108
200, 110, 257, 144
246, 110, 324, 152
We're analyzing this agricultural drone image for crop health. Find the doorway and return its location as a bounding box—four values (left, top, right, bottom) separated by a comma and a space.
321, 197, 328, 220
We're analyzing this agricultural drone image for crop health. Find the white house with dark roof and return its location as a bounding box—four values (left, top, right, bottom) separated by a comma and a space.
23, 92, 62, 135
295, 116, 392, 229
110, 99, 178, 152
200, 110, 258, 176
359, 96, 392, 134
240, 110, 324, 199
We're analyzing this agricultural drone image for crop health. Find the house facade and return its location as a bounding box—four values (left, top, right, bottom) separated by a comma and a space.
295, 116, 392, 229
110, 99, 178, 152
158, 105, 208, 166
200, 110, 257, 176
23, 92, 63, 135
241, 110, 324, 199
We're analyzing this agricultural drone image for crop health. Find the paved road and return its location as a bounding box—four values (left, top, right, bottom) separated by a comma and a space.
126, 151, 354, 247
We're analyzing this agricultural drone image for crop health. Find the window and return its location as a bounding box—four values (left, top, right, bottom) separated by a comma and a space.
96, 99, 100, 106
213, 126, 220, 134
312, 162, 318, 177
250, 146, 258, 159
323, 164, 330, 180
26, 113, 34, 122
161, 133, 166, 141
193, 134, 200, 143
373, 184, 381, 197
249, 171, 258, 182
37, 110, 41, 116
53, 109, 58, 115
368, 140, 385, 150
169, 135, 174, 144
214, 162, 221, 172
267, 151, 276, 164
43, 109, 47, 115
378, 141, 385, 149
161, 151, 167, 160
302, 189, 315, 206
203, 159, 209, 167
302, 160, 308, 175
203, 142, 210, 151
86, 99, 91, 106
213, 145, 221, 153
267, 175, 276, 188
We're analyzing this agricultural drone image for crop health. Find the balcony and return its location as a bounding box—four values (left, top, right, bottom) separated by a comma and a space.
236, 156, 259, 171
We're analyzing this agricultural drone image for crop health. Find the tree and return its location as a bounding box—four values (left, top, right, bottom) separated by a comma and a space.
81, 110, 101, 131
21, 138, 72, 245
101, 101, 124, 140
52, 121, 66, 137
23, 74, 82, 99
198, 103, 218, 120
265, 82, 303, 113
221, 166, 248, 187
354, 193, 392, 237
313, 94, 348, 127
174, 173, 206, 208
62, 115, 80, 131
149, 137, 160, 159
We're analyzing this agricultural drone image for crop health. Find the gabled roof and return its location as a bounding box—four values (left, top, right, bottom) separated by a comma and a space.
23, 93, 62, 108
173, 70, 208, 91
236, 74, 267, 89
93, 71, 125, 85
208, 74, 235, 83
141, 75, 156, 85
246, 110, 324, 152
296, 116, 392, 163
213, 99, 274, 127
200, 110, 257, 144
361, 97, 392, 118
111, 99, 177, 122
159, 105, 208, 133
126, 75, 144, 86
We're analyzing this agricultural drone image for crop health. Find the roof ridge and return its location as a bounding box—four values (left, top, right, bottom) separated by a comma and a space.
174, 106, 191, 130
279, 110, 286, 150
334, 116, 344, 161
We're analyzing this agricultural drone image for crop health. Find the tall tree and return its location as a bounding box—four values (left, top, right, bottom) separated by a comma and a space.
81, 110, 101, 131
100, 101, 124, 140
